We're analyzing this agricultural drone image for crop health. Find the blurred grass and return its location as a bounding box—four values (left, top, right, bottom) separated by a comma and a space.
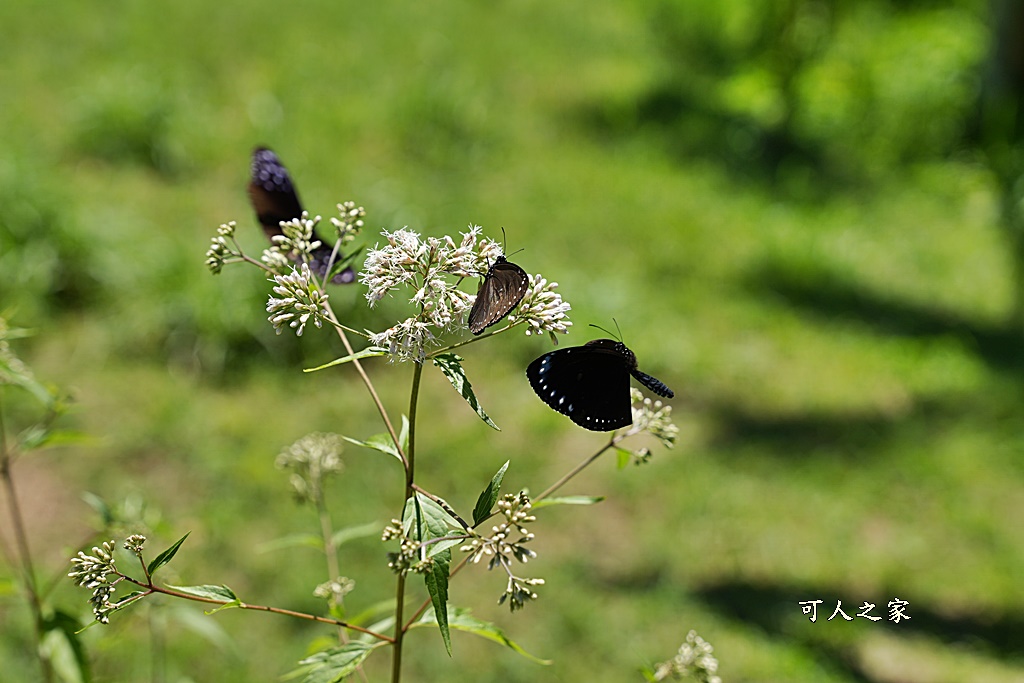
2, 0, 1023, 681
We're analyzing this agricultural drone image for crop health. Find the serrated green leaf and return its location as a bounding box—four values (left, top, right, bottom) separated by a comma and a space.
400, 494, 454, 654
415, 607, 551, 665
402, 494, 458, 540
473, 460, 509, 526
343, 433, 402, 461
531, 495, 605, 509
165, 584, 238, 603
431, 353, 499, 430
289, 643, 375, 683
304, 346, 388, 373
147, 532, 190, 576
424, 555, 451, 655
331, 521, 382, 548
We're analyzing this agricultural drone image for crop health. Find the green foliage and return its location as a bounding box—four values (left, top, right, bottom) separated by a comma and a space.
147, 533, 191, 576
473, 460, 509, 526
4, 0, 1024, 681
432, 352, 500, 430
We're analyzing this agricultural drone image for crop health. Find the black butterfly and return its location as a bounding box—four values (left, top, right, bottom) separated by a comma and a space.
247, 147, 355, 284
467, 256, 529, 334
526, 339, 674, 431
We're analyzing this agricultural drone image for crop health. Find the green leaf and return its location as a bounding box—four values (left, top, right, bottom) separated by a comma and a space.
324, 246, 365, 284
20, 427, 92, 451
398, 414, 410, 454
331, 521, 382, 548
415, 607, 551, 665
304, 347, 388, 373
472, 460, 509, 526
147, 532, 190, 576
402, 494, 454, 654
165, 584, 238, 603
81, 492, 114, 528
343, 433, 402, 461
0, 351, 56, 407
166, 603, 236, 651
531, 495, 605, 509
424, 555, 452, 656
431, 352, 499, 430
257, 533, 323, 553
402, 494, 458, 540
615, 446, 632, 470
288, 643, 376, 683
40, 610, 90, 683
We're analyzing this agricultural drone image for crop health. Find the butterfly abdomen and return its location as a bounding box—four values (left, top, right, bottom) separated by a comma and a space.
630, 370, 674, 398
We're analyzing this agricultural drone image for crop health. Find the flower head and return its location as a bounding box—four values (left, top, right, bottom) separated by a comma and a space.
359, 226, 498, 361
510, 274, 572, 343
621, 388, 678, 453
460, 491, 544, 611
68, 540, 122, 624
266, 263, 331, 336
651, 630, 721, 683
276, 432, 345, 504
205, 222, 239, 275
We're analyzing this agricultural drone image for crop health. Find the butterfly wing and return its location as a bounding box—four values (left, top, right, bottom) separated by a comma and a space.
526, 340, 633, 431
247, 147, 354, 284
468, 257, 529, 334
248, 147, 303, 242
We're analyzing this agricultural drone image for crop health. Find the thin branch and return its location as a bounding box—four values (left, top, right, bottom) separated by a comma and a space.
534, 436, 617, 502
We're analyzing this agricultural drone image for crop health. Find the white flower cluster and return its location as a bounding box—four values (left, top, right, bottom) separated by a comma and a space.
627, 388, 678, 449
204, 222, 238, 275
360, 226, 498, 361
510, 274, 572, 342
652, 630, 721, 683
275, 432, 345, 504
460, 492, 545, 611
329, 201, 366, 246
266, 263, 331, 336
68, 540, 121, 624
261, 213, 323, 274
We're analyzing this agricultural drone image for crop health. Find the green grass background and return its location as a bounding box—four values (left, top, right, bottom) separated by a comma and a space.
2, 0, 1023, 681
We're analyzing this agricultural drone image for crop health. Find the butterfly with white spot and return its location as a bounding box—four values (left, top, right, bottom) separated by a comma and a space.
526, 339, 673, 431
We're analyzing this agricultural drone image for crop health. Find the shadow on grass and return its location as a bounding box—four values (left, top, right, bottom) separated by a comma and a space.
694, 580, 1024, 669
747, 259, 1024, 375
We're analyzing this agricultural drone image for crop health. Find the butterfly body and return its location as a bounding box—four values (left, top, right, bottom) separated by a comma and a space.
467, 256, 528, 334
248, 147, 354, 284
526, 339, 673, 431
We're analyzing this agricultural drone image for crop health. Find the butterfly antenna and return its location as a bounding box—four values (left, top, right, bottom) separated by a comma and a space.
588, 322, 622, 341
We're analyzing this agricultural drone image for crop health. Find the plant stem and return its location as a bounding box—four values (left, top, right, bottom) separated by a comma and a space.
391, 361, 424, 683
325, 306, 405, 463
534, 437, 617, 502
0, 396, 51, 682
124, 578, 394, 641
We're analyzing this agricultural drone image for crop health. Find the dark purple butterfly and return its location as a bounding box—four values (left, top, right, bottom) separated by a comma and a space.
247, 147, 355, 284
526, 339, 674, 431
467, 256, 529, 335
